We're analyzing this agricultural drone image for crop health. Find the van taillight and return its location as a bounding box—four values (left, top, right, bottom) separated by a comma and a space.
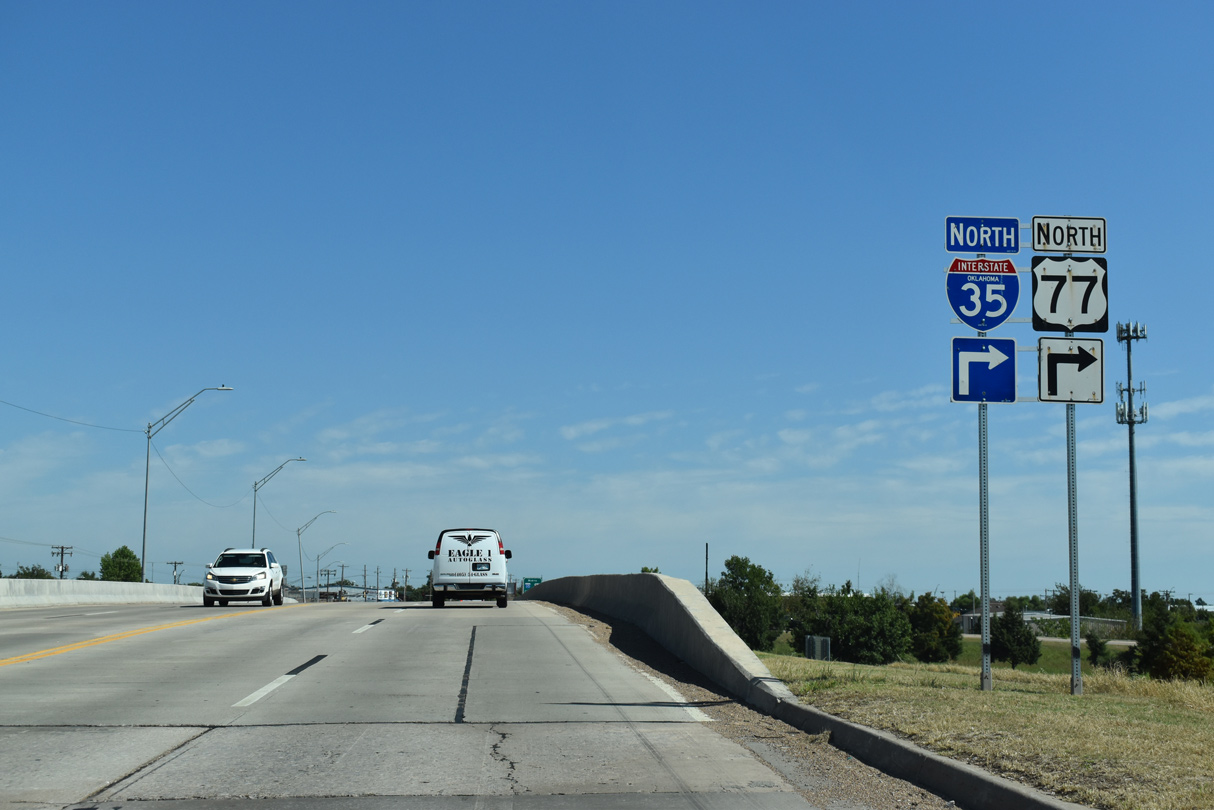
435, 538, 443, 555
498, 538, 505, 556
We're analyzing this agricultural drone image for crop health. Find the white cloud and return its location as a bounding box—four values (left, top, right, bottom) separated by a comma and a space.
777, 429, 813, 446
317, 409, 436, 443
189, 438, 245, 458
455, 454, 540, 470
559, 411, 674, 440
868, 385, 946, 413
1160, 431, 1214, 448
896, 455, 966, 475
705, 430, 746, 452
1150, 388, 1214, 420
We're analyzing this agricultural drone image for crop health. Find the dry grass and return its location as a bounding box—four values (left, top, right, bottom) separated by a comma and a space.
759, 654, 1214, 810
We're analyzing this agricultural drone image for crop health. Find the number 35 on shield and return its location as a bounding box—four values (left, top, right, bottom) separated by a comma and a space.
945, 258, 1021, 332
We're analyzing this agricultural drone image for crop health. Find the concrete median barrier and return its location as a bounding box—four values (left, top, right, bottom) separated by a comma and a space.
0, 579, 203, 608
525, 573, 1086, 810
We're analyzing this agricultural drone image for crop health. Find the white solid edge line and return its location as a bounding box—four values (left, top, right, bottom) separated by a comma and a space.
233, 674, 294, 707
637, 671, 714, 723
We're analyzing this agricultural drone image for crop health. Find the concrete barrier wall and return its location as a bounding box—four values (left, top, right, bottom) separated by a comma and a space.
523, 573, 795, 713
0, 579, 202, 608
525, 573, 1085, 810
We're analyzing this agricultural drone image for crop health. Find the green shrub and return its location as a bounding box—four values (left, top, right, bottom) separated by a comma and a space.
708, 556, 783, 651
1147, 622, 1213, 681
788, 581, 911, 665
100, 545, 142, 582
991, 604, 1041, 669
8, 563, 55, 579
908, 592, 963, 663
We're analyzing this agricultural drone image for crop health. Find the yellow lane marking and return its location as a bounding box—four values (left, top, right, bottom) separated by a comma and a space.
0, 604, 302, 668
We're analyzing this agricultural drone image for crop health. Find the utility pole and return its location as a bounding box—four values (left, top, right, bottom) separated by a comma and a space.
1116, 321, 1148, 632
376, 566, 381, 594
339, 562, 347, 599
51, 546, 72, 579
404, 568, 411, 602
167, 561, 184, 585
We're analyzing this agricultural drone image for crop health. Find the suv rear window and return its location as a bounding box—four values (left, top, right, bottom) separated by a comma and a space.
216, 553, 267, 568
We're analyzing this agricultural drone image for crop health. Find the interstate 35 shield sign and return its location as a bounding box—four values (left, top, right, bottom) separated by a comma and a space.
945, 257, 1020, 332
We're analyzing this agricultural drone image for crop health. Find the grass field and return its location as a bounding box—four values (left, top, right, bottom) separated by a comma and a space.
954, 637, 1097, 674
759, 648, 1214, 810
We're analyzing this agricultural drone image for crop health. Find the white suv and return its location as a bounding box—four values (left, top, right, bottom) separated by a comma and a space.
204, 548, 284, 607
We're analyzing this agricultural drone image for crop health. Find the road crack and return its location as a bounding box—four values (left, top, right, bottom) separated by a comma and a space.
488, 724, 522, 794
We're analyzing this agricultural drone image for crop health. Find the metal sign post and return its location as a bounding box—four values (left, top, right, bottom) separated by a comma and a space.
978, 347, 992, 692
1066, 375, 1083, 696
946, 223, 1018, 693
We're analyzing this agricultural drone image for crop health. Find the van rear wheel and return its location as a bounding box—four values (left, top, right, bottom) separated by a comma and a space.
496, 596, 507, 608
432, 595, 444, 608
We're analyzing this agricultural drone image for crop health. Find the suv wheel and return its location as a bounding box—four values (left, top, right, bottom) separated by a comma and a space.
203, 595, 214, 607
262, 587, 273, 606
273, 586, 284, 606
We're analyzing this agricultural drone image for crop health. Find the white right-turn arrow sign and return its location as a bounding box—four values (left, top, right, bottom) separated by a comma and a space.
957, 344, 1009, 396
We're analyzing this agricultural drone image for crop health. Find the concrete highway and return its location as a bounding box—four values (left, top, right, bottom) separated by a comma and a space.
0, 600, 818, 809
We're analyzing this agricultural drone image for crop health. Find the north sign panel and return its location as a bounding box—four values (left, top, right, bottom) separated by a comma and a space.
951, 337, 1016, 403
945, 258, 1020, 331
1032, 216, 1106, 254
945, 216, 1020, 254
1038, 337, 1104, 403
1031, 256, 1109, 333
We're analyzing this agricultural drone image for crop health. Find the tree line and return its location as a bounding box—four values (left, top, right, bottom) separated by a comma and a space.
705, 555, 1214, 681
3, 545, 143, 582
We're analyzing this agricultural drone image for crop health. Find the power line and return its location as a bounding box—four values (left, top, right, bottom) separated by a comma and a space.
0, 398, 142, 433
150, 439, 249, 508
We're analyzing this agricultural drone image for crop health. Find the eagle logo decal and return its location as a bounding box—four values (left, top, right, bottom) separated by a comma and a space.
450, 534, 491, 547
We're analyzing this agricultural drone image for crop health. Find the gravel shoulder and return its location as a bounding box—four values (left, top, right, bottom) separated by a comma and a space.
535, 600, 955, 810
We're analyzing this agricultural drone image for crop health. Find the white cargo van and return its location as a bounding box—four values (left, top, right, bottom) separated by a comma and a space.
427, 528, 513, 608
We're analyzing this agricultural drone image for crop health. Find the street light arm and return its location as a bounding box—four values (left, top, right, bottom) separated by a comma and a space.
254, 457, 307, 492
298, 510, 336, 536
141, 384, 233, 582
147, 386, 234, 440
317, 541, 348, 560
296, 510, 335, 605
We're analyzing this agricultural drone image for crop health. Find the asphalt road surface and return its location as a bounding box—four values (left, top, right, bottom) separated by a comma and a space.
1, 600, 822, 809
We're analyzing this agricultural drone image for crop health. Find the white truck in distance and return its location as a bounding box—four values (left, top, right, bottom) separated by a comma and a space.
428, 528, 512, 608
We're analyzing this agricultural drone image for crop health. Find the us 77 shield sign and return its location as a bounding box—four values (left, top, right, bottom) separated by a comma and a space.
1031, 256, 1109, 333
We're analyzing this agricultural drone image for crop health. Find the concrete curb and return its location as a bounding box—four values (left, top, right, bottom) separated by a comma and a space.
0, 579, 203, 607
525, 573, 1088, 810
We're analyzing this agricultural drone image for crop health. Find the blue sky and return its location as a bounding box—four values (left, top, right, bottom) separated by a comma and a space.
2, 2, 1213, 603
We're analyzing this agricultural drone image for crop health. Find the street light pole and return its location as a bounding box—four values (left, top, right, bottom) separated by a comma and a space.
316, 542, 348, 602
141, 386, 233, 581
296, 510, 336, 603
252, 457, 306, 545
